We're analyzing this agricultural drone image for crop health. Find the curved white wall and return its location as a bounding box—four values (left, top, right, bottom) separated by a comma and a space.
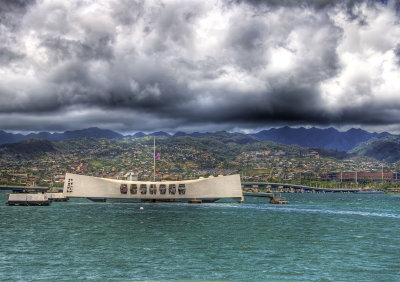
63, 173, 243, 202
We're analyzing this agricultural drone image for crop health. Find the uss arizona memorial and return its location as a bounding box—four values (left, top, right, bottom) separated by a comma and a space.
63, 173, 244, 203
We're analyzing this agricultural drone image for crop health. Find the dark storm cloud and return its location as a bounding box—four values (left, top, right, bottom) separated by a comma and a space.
0, 0, 35, 35
0, 47, 24, 65
40, 36, 114, 63
235, 0, 380, 10
0, 0, 36, 19
0, 0, 400, 133
395, 44, 400, 66
181, 86, 325, 124
0, 0, 35, 11
236, 0, 388, 24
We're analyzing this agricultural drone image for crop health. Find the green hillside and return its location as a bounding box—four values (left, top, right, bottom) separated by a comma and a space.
2, 132, 399, 187
0, 138, 56, 158
350, 136, 400, 163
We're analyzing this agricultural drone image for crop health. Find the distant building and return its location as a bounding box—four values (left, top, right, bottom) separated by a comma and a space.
125, 172, 138, 181
321, 171, 399, 182
303, 151, 320, 159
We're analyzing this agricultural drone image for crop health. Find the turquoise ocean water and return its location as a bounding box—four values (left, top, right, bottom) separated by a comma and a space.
1, 191, 400, 281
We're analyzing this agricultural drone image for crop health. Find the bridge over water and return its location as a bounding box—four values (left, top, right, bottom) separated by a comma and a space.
242, 182, 360, 193
0, 186, 50, 193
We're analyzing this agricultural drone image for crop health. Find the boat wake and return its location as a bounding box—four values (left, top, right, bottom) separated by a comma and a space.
211, 203, 400, 219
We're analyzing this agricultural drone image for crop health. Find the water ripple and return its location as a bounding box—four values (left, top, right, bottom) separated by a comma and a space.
1, 192, 400, 281
235, 204, 400, 219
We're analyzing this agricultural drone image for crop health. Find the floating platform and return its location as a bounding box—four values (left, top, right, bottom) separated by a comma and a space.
7, 193, 50, 206
244, 192, 289, 204
269, 194, 289, 204
188, 199, 202, 204
46, 192, 69, 202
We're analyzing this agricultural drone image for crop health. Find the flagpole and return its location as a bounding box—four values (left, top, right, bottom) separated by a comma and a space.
153, 136, 156, 182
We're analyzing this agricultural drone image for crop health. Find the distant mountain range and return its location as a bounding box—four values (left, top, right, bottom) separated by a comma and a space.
0, 131, 345, 161
132, 131, 214, 138
250, 126, 390, 152
0, 126, 391, 152
0, 127, 123, 145
2, 127, 399, 162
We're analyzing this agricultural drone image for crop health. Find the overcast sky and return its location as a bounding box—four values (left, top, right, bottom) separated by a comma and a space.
1, 0, 400, 133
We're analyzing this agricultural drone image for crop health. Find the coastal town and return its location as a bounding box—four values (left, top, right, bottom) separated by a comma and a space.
1, 136, 399, 191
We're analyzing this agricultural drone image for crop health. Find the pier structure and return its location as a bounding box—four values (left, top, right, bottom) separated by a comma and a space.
1, 186, 68, 205
0, 185, 49, 193
242, 182, 361, 193
7, 193, 50, 206
243, 191, 289, 204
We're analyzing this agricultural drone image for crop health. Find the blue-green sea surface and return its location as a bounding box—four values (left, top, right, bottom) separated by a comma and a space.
1, 192, 399, 281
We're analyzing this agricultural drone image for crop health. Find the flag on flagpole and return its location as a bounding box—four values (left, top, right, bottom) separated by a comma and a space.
155, 152, 161, 161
